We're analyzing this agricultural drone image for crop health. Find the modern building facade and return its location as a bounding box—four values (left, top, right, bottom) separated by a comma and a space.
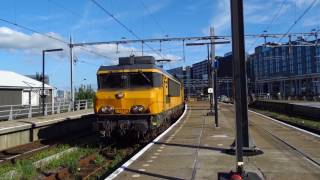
167, 53, 234, 98
167, 66, 193, 97
247, 40, 320, 99
217, 53, 233, 98
192, 60, 208, 80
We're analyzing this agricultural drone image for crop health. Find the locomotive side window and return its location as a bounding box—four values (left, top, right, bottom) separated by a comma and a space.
168, 79, 180, 97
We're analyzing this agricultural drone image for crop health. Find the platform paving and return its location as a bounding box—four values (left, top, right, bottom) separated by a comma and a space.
114, 102, 320, 180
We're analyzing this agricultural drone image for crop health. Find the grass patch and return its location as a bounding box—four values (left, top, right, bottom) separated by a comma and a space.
16, 160, 37, 180
41, 147, 97, 173
0, 144, 71, 177
94, 153, 105, 166
251, 108, 320, 130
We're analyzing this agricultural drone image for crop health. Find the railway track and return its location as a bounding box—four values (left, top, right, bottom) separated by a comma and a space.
223, 103, 320, 169
250, 120, 320, 169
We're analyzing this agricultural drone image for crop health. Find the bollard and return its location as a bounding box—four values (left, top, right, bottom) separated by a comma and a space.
28, 105, 32, 118
51, 102, 54, 115
77, 101, 80, 111
44, 104, 48, 116
68, 103, 71, 112
8, 106, 13, 120
85, 101, 88, 110
57, 103, 61, 114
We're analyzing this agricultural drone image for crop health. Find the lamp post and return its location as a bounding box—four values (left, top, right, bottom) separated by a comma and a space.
42, 48, 63, 116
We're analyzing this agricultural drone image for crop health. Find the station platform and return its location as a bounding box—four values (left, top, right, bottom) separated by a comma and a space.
112, 102, 320, 180
0, 109, 94, 151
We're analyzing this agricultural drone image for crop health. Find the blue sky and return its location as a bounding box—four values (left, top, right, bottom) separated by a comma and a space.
0, 0, 319, 90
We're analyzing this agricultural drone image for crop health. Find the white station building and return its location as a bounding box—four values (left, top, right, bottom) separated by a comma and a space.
0, 70, 54, 106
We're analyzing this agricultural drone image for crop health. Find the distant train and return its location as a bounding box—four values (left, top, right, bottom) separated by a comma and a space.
93, 56, 185, 141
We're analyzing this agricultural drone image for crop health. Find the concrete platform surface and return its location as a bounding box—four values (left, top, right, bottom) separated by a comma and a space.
113, 102, 320, 180
0, 109, 93, 135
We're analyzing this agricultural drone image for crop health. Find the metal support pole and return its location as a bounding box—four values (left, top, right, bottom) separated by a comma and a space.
207, 44, 214, 116
42, 50, 45, 116
211, 27, 219, 127
230, 0, 247, 174
70, 36, 74, 111
213, 66, 218, 127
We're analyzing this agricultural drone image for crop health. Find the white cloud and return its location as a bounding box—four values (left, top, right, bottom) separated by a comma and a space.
0, 26, 180, 65
0, 27, 67, 51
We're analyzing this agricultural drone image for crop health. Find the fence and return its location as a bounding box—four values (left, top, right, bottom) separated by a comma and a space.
0, 99, 93, 121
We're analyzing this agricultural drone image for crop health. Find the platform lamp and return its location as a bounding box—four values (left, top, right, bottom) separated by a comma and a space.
41, 48, 63, 116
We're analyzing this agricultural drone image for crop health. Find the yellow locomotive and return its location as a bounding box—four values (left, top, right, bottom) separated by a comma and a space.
93, 56, 185, 140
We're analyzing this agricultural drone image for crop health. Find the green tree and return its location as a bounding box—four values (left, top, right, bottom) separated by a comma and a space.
75, 84, 95, 100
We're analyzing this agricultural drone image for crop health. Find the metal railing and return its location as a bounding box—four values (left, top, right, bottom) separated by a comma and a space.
0, 99, 93, 121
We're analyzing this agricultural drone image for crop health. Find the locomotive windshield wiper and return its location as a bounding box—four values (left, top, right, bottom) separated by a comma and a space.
138, 71, 151, 83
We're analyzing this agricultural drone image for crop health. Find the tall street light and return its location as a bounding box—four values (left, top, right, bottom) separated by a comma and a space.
42, 48, 63, 116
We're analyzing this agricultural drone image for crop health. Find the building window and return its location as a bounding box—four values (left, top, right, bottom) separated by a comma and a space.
270, 58, 273, 75
289, 50, 294, 74
306, 47, 312, 74
316, 46, 320, 73
264, 52, 268, 77
282, 47, 287, 73
297, 47, 302, 75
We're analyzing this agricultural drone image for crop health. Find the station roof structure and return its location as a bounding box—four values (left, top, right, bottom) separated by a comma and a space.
0, 70, 52, 89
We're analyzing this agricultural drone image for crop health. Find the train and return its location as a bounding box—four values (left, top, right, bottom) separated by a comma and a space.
93, 56, 185, 141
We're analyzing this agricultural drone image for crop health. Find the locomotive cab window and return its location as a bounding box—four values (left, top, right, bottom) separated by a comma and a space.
168, 79, 180, 97
98, 72, 162, 89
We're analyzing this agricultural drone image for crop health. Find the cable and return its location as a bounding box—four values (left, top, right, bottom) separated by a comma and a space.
90, 0, 164, 58
278, 0, 318, 43
247, 0, 288, 51
138, 0, 167, 36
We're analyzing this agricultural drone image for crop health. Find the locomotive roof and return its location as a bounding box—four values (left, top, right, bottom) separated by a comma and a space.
98, 64, 181, 84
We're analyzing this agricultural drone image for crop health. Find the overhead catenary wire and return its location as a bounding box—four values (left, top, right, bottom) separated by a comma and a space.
138, 0, 167, 36
247, 0, 288, 51
278, 0, 319, 43
90, 0, 164, 59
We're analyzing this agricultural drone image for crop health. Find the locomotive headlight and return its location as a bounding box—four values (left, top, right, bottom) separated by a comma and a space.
100, 105, 114, 114
130, 105, 145, 114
